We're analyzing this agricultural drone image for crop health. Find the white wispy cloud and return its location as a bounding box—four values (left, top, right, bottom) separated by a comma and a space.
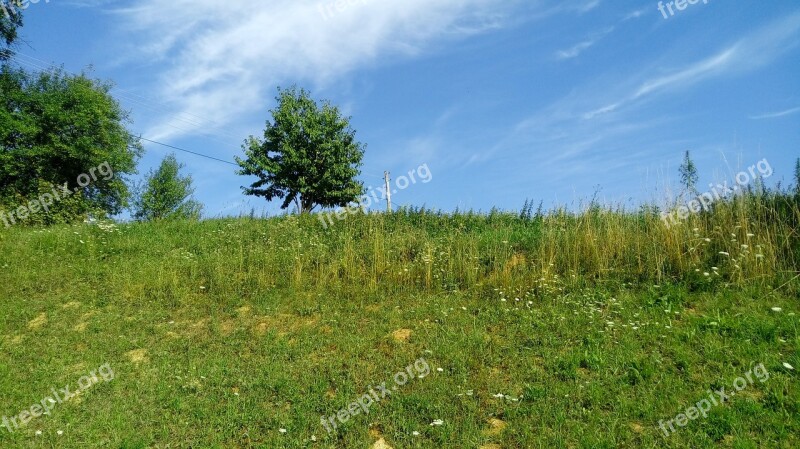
632, 47, 738, 99
576, 0, 602, 14
583, 102, 620, 120
557, 40, 595, 60
623, 8, 648, 21
556, 4, 644, 61
110, 0, 530, 141
586, 11, 800, 120
749, 106, 800, 120
470, 11, 800, 177
556, 27, 614, 60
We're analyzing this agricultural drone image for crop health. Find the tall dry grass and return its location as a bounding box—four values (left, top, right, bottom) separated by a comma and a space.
2, 188, 797, 304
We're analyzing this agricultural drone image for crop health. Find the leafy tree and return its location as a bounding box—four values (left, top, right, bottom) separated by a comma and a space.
0, 66, 142, 222
132, 153, 202, 221
679, 150, 698, 195
236, 86, 365, 213
0, 0, 23, 61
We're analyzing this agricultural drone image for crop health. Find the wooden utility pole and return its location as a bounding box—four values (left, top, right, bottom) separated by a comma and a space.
384, 171, 392, 212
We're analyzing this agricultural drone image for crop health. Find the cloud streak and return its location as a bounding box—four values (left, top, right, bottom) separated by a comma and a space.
469, 11, 800, 179
585, 11, 800, 120
556, 27, 614, 60
749, 107, 800, 120
113, 0, 529, 141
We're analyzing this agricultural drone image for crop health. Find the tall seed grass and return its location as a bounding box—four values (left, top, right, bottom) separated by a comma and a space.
2, 190, 797, 304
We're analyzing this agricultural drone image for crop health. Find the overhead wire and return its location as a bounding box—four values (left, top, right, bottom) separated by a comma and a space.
135, 136, 238, 166
6, 53, 380, 178
9, 53, 244, 152
13, 51, 242, 142
8, 53, 242, 166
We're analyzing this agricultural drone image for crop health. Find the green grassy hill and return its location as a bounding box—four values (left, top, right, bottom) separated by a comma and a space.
1, 203, 798, 448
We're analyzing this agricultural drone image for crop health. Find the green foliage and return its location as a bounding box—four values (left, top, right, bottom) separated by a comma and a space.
131, 153, 202, 221
0, 66, 143, 221
0, 0, 23, 61
679, 150, 699, 195
0, 179, 104, 227
236, 86, 365, 213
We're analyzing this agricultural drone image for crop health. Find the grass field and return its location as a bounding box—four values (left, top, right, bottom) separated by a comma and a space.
1, 203, 798, 448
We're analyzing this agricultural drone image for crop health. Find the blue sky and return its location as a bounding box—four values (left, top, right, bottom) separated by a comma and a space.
9, 0, 800, 217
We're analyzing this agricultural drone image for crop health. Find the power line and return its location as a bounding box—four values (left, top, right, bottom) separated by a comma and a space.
13, 51, 242, 141
6, 54, 377, 174
136, 136, 239, 166
9, 53, 245, 152
4, 55, 240, 167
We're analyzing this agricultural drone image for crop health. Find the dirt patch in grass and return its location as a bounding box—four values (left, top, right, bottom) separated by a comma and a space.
391, 328, 413, 343
220, 319, 236, 336
252, 314, 319, 336
484, 418, 507, 436
28, 312, 48, 329
629, 422, 644, 433
236, 305, 252, 316
126, 349, 149, 363
371, 437, 393, 449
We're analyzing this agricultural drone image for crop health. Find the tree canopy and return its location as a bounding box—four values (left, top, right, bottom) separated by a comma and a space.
131, 153, 202, 221
236, 86, 365, 213
0, 66, 143, 220
0, 0, 23, 61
